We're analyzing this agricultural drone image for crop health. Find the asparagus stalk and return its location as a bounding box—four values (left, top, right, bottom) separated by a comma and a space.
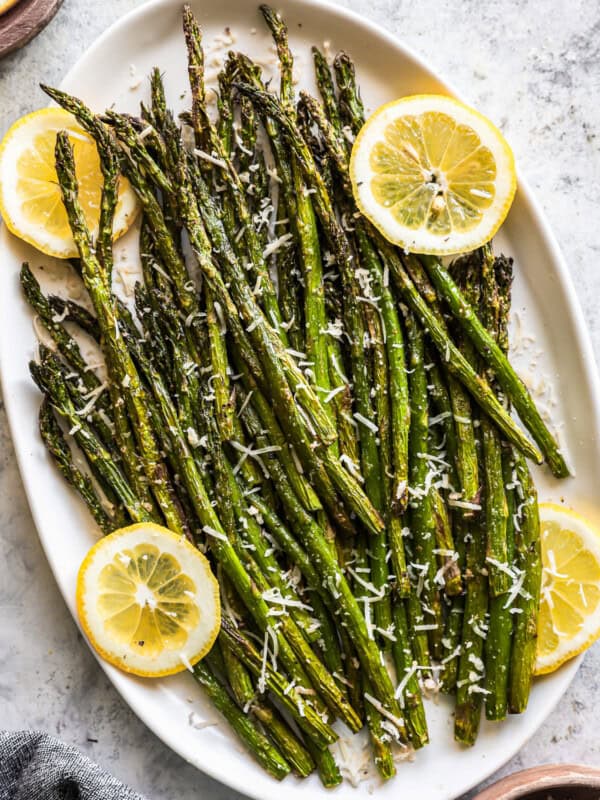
431, 487, 462, 597
236, 88, 269, 217
312, 46, 343, 134
21, 263, 99, 385
260, 6, 336, 435
141, 267, 265, 495
38, 398, 114, 533
484, 450, 516, 720
54, 131, 186, 534
453, 266, 487, 746
31, 353, 152, 524
230, 362, 322, 513
426, 267, 480, 690
458, 247, 513, 720
220, 617, 337, 748
453, 511, 488, 746
20, 265, 121, 467
364, 291, 396, 638
229, 53, 314, 367
507, 456, 541, 713
205, 285, 236, 442
494, 255, 542, 715
404, 311, 444, 664
361, 263, 409, 596
192, 659, 291, 781
276, 224, 305, 355
392, 601, 429, 748
26, 264, 159, 517
250, 703, 315, 779
405, 255, 480, 511
364, 675, 396, 780
479, 246, 510, 598
333, 51, 365, 137
304, 741, 342, 789
353, 534, 396, 779
47, 295, 100, 341
439, 501, 466, 693
220, 640, 315, 777
341, 286, 392, 637
216, 446, 320, 642
420, 255, 568, 478
426, 360, 460, 491
41, 84, 120, 285
182, 5, 286, 342
327, 335, 361, 468
246, 490, 347, 689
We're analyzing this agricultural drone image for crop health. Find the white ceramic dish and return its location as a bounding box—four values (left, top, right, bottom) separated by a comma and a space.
1, 1, 598, 798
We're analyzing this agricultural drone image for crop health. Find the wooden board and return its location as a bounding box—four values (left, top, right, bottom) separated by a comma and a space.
0, 0, 63, 59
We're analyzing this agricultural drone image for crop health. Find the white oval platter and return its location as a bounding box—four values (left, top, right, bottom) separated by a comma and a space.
1, 1, 598, 799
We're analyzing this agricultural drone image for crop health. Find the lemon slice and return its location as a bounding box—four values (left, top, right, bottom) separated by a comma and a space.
76, 523, 220, 677
350, 94, 517, 255
0, 107, 138, 259
535, 503, 600, 675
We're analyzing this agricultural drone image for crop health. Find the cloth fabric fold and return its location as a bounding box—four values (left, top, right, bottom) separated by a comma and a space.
0, 731, 145, 800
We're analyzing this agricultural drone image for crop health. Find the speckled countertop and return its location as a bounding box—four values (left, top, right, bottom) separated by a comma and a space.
1, 1, 599, 798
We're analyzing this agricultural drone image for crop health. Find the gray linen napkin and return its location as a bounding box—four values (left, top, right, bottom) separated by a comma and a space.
0, 731, 146, 800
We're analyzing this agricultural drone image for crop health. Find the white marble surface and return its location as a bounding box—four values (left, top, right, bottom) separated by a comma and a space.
1, 0, 600, 798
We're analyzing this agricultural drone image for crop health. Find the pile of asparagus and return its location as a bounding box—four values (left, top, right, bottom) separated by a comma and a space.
22, 5, 568, 785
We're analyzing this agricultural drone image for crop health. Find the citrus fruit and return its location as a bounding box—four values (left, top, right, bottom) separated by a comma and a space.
76, 523, 220, 677
350, 94, 516, 255
535, 503, 600, 674
0, 107, 138, 258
